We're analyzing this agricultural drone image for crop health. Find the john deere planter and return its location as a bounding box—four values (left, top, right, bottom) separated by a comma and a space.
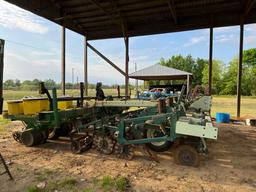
4, 83, 217, 167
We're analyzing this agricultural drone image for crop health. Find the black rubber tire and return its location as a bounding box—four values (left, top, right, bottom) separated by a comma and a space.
144, 127, 173, 152
174, 145, 200, 167
146, 141, 173, 152
21, 130, 42, 147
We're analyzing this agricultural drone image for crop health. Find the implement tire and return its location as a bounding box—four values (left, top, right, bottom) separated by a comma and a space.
144, 128, 173, 152
174, 145, 200, 167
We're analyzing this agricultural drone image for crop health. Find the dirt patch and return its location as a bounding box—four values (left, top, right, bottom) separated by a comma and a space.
0, 122, 256, 192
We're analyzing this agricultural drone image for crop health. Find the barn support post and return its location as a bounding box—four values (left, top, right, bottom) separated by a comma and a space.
208, 27, 213, 96
237, 18, 244, 117
186, 75, 190, 95
84, 36, 88, 96
125, 37, 129, 98
0, 39, 4, 114
61, 26, 66, 95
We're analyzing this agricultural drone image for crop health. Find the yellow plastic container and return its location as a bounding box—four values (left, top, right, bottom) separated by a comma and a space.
7, 100, 24, 115
23, 98, 50, 115
58, 101, 73, 110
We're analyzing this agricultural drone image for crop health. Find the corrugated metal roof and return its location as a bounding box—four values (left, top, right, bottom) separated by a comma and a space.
4, 0, 256, 40
129, 64, 192, 80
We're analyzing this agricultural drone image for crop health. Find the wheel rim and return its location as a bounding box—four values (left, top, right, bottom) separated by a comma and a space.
146, 129, 166, 146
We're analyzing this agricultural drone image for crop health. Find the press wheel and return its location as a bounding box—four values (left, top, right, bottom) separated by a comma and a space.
174, 145, 199, 167
96, 136, 115, 155
71, 140, 81, 154
115, 144, 134, 160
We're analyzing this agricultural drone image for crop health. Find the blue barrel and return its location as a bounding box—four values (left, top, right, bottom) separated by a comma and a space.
216, 113, 230, 123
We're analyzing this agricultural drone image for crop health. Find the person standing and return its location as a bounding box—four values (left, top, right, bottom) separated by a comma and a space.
96, 82, 105, 100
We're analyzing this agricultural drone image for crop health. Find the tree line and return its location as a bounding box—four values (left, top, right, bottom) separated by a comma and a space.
3, 79, 127, 91
159, 48, 256, 96
3, 48, 256, 95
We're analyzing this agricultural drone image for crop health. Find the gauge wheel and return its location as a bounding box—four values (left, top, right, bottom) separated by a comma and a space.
48, 128, 61, 140
21, 130, 42, 147
145, 128, 173, 152
174, 145, 200, 167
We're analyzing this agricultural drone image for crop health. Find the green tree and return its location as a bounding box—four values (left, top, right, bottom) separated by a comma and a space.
221, 48, 256, 95
44, 79, 56, 89
193, 58, 208, 86
159, 54, 206, 87
202, 60, 224, 94
4, 79, 15, 89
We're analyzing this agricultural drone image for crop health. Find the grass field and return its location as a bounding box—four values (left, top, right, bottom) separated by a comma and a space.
2, 89, 256, 118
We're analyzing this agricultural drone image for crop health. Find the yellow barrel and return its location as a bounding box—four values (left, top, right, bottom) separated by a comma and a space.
23, 98, 50, 115
58, 101, 73, 110
7, 100, 24, 115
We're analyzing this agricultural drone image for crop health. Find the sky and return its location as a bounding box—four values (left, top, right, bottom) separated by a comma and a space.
0, 0, 256, 85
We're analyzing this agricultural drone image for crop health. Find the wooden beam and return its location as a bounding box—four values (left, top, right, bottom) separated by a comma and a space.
50, 0, 85, 33
87, 42, 126, 76
88, 0, 128, 37
208, 27, 213, 96
245, 0, 256, 15
167, 0, 177, 24
87, 0, 116, 22
237, 17, 244, 117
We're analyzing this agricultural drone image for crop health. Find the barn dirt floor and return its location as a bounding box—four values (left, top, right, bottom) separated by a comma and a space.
0, 122, 255, 192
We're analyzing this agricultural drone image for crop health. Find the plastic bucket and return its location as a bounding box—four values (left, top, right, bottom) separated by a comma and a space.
216, 113, 230, 123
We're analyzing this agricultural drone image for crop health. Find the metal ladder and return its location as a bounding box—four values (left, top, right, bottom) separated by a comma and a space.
0, 153, 13, 180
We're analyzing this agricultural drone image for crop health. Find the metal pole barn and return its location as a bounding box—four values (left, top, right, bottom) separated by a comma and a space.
237, 17, 244, 117
125, 37, 129, 98
84, 36, 88, 96
208, 27, 213, 96
61, 26, 66, 95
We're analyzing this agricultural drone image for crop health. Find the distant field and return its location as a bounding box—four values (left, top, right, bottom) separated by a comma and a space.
2, 89, 256, 118
3, 89, 124, 100
211, 96, 256, 118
